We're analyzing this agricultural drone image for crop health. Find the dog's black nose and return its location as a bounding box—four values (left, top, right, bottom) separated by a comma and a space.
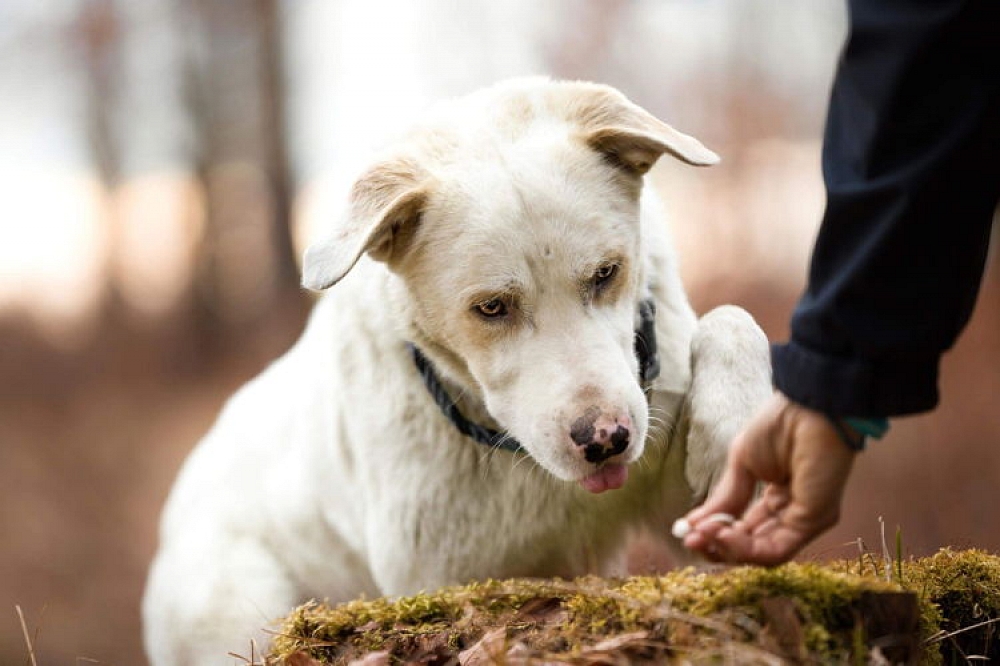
570, 409, 631, 463
581, 425, 630, 463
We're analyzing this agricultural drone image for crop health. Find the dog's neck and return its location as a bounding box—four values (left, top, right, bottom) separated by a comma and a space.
404, 324, 504, 431
383, 275, 499, 429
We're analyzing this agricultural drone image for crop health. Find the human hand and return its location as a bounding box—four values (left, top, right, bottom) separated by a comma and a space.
678, 392, 857, 565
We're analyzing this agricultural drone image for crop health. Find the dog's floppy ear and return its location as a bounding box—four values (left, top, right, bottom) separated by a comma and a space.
572, 85, 719, 174
302, 157, 430, 291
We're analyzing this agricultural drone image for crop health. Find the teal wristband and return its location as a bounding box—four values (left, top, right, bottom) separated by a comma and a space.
843, 417, 890, 440
828, 416, 890, 451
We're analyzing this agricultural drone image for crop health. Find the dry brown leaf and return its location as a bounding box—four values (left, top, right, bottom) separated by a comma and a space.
458, 628, 507, 665
503, 642, 536, 666
284, 651, 324, 666
587, 630, 650, 652
758, 597, 806, 661
347, 649, 390, 666
354, 620, 381, 634
514, 596, 566, 624
574, 631, 655, 666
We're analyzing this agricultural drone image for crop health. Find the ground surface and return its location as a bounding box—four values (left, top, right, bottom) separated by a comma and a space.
268, 549, 999, 665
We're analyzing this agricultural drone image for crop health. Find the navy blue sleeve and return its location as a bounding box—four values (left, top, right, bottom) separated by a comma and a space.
772, 0, 1000, 417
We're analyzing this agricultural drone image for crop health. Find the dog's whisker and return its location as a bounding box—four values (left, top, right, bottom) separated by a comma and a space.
647, 412, 677, 437
510, 448, 534, 474
647, 419, 669, 432
647, 408, 674, 425
477, 449, 496, 482
650, 418, 671, 432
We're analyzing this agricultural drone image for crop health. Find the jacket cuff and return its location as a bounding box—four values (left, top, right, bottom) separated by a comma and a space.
771, 340, 939, 417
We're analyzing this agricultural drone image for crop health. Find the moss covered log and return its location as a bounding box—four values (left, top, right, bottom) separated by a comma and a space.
268, 549, 1000, 665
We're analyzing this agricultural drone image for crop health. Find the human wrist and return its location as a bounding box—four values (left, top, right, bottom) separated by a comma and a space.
826, 416, 890, 451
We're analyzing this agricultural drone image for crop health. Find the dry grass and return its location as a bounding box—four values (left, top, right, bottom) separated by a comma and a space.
16, 605, 39, 666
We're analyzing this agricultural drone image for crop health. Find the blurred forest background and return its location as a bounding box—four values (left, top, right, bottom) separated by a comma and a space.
1, 1, 998, 664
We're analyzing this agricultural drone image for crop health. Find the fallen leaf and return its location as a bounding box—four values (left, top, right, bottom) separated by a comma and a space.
354, 620, 381, 634
503, 641, 535, 666
284, 651, 324, 666
409, 632, 457, 665
459, 628, 507, 665
588, 630, 650, 652
514, 596, 566, 624
347, 650, 390, 666
759, 597, 806, 660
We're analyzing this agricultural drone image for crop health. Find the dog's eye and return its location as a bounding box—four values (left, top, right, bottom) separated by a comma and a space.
594, 263, 619, 288
475, 298, 508, 319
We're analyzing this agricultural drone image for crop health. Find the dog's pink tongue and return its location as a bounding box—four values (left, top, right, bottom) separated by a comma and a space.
579, 463, 629, 494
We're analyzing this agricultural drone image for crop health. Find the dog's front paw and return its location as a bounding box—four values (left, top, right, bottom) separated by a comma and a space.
684, 305, 771, 502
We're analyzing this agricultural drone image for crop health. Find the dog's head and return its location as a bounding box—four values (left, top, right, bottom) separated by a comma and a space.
303, 78, 717, 493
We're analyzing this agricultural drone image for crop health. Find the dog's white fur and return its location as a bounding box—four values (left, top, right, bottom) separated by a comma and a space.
143, 78, 771, 665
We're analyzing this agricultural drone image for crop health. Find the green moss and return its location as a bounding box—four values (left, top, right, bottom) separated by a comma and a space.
903, 549, 1000, 663
270, 549, 1000, 665
671, 564, 892, 658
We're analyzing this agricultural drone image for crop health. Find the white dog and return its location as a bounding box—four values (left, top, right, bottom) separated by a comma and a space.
143, 77, 771, 665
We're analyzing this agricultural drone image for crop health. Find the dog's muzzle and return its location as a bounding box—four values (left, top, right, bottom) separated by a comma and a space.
407, 299, 660, 455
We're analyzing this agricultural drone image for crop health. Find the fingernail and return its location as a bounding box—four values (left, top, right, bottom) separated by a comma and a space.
704, 512, 736, 527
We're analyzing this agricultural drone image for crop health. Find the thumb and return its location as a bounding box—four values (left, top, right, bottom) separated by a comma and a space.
680, 451, 756, 554
682, 393, 786, 528
685, 437, 757, 526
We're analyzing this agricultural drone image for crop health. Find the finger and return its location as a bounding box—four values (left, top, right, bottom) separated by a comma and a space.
681, 446, 758, 560
705, 479, 839, 565
685, 527, 740, 562
685, 446, 757, 526
686, 396, 788, 528
714, 521, 813, 567
688, 516, 772, 563
735, 485, 790, 534
693, 494, 779, 558
687, 492, 781, 560
681, 512, 738, 554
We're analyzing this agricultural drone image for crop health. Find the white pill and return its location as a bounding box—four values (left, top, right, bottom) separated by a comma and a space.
671, 513, 736, 539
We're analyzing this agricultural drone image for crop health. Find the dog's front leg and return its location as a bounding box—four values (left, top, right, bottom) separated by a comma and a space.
683, 305, 772, 504
143, 537, 300, 666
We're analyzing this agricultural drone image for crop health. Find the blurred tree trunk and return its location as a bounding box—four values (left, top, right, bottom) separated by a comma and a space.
182, 0, 305, 357
79, 0, 121, 187
75, 0, 305, 366
256, 0, 301, 295
78, 0, 134, 323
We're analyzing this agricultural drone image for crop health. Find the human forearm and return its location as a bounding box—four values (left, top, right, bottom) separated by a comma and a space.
774, 0, 1000, 417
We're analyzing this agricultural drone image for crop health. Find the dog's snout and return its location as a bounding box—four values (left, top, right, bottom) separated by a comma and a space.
582, 426, 630, 464
570, 407, 632, 463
